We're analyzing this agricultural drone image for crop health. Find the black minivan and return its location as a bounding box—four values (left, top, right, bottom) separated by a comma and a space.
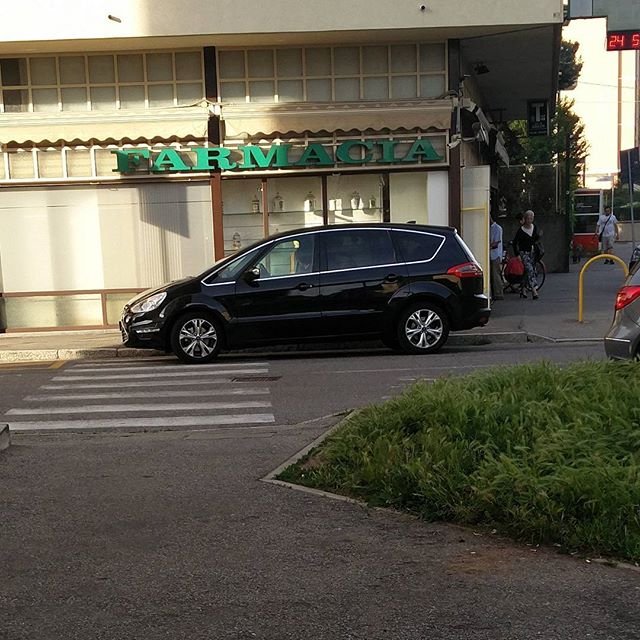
120, 223, 490, 363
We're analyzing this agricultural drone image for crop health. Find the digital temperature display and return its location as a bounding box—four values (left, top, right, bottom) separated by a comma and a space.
607, 31, 640, 51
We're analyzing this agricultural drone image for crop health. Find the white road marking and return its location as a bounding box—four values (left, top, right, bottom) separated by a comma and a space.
70, 361, 269, 372
40, 379, 237, 390
8, 414, 276, 431
24, 388, 269, 401
7, 400, 272, 415
52, 368, 268, 381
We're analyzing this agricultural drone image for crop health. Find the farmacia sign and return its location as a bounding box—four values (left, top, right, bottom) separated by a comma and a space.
112, 138, 443, 174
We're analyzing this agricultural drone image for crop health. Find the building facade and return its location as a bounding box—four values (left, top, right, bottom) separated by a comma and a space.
0, 0, 562, 331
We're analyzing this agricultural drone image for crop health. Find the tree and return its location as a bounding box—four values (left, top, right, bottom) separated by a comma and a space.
558, 40, 583, 91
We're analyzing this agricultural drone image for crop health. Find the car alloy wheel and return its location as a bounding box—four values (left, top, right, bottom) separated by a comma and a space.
397, 302, 449, 354
171, 312, 221, 364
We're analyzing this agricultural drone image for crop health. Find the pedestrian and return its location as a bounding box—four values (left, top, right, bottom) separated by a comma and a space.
596, 205, 619, 264
489, 215, 504, 300
512, 209, 542, 300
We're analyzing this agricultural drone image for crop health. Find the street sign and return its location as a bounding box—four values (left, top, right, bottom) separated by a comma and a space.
527, 100, 550, 137
620, 147, 640, 185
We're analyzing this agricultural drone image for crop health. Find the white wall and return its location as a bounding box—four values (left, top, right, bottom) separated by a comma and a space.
0, 1, 564, 49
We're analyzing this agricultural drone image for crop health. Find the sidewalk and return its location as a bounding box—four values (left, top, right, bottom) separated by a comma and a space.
0, 245, 632, 362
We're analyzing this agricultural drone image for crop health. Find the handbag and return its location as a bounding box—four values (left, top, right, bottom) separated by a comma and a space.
598, 214, 612, 241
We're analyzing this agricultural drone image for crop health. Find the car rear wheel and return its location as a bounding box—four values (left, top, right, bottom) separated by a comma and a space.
396, 302, 449, 355
170, 311, 222, 364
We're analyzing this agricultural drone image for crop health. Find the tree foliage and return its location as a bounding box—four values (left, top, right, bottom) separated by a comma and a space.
558, 40, 583, 91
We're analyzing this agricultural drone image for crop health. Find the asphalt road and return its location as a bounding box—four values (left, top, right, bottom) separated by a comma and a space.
3, 342, 639, 640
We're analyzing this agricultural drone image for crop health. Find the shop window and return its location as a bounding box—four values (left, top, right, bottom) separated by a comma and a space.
8, 150, 35, 179
88, 55, 116, 84
334, 47, 359, 75
177, 83, 202, 105
391, 45, 417, 73
117, 54, 144, 83
248, 50, 274, 78
2, 89, 28, 112
61, 87, 87, 111
90, 86, 116, 110
363, 46, 388, 74
37, 149, 63, 178
277, 80, 303, 103
391, 76, 417, 99
119, 85, 145, 109
419, 44, 446, 73
148, 84, 174, 107
32, 88, 58, 112
420, 75, 445, 98
0, 58, 27, 86
363, 77, 388, 100
30, 57, 57, 85
146, 52, 173, 82
276, 49, 302, 77
249, 80, 275, 103
305, 48, 331, 76
219, 50, 246, 79
306, 79, 331, 102
66, 148, 92, 177
175, 52, 202, 81
59, 56, 86, 84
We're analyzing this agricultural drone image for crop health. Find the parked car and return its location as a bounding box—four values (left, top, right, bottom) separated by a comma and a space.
120, 223, 491, 363
604, 262, 640, 360
629, 244, 640, 272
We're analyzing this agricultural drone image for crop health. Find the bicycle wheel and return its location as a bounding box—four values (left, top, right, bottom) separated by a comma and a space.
534, 261, 546, 290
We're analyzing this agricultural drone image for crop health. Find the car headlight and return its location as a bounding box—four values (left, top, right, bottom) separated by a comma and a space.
130, 292, 167, 314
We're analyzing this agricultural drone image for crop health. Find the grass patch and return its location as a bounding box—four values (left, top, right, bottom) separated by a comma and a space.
279, 360, 640, 561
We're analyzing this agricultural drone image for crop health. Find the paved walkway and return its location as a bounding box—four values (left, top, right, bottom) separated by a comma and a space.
0, 244, 633, 361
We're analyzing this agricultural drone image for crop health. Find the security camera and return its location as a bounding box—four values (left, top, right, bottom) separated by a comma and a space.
419, 4, 426, 11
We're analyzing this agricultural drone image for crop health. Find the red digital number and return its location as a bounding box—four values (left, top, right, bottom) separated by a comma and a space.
633, 33, 640, 49
608, 33, 626, 50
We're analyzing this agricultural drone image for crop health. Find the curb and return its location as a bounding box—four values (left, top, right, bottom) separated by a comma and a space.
0, 424, 10, 452
0, 332, 604, 362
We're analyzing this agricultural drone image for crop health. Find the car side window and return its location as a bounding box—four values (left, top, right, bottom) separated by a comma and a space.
205, 247, 262, 284
253, 235, 316, 277
392, 230, 444, 263
324, 230, 395, 271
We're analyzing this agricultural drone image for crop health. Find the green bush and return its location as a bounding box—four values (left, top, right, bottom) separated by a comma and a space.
280, 361, 640, 561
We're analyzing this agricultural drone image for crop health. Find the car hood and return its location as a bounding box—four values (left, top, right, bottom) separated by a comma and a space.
125, 277, 192, 308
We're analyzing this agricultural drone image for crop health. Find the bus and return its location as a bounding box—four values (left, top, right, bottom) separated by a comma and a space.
572, 188, 605, 255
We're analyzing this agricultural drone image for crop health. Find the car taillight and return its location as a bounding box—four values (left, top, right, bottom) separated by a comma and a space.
447, 262, 483, 279
615, 285, 640, 310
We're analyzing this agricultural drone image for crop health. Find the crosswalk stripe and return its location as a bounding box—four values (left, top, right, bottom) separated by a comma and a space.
8, 413, 276, 431
52, 368, 268, 381
7, 400, 272, 415
24, 388, 269, 401
39, 379, 242, 390
70, 361, 269, 373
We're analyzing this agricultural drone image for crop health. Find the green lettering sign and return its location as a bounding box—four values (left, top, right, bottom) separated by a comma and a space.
111, 149, 150, 173
375, 140, 402, 164
401, 139, 442, 163
194, 147, 238, 170
151, 148, 190, 173
336, 140, 373, 164
238, 144, 291, 169
295, 143, 334, 167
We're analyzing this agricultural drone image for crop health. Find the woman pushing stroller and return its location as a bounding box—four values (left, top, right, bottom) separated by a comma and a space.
512, 210, 543, 300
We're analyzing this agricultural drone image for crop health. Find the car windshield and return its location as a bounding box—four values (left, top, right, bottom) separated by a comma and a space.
201, 245, 265, 284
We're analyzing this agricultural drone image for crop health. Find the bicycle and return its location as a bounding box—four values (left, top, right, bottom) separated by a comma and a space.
501, 242, 546, 295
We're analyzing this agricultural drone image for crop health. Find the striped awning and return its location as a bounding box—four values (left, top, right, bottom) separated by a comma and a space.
222, 99, 453, 139
0, 106, 210, 146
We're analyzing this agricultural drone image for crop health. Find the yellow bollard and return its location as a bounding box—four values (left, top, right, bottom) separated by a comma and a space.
578, 254, 629, 323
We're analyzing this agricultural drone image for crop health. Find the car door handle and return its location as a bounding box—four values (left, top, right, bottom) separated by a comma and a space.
296, 282, 314, 291
384, 274, 399, 283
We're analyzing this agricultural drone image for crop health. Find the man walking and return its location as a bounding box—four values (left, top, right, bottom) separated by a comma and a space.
596, 205, 619, 264
490, 215, 504, 300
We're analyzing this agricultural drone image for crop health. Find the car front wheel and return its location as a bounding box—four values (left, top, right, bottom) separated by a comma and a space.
170, 312, 222, 364
396, 302, 449, 355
